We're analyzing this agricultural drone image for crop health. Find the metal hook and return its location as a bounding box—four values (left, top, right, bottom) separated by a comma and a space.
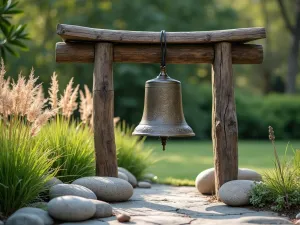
160, 30, 167, 70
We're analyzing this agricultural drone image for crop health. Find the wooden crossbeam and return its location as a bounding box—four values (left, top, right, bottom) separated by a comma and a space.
56, 42, 263, 64
57, 24, 266, 44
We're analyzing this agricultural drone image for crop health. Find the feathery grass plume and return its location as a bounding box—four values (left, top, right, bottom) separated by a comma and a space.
11, 73, 26, 115
59, 78, 79, 118
79, 85, 93, 125
0, 78, 12, 119
26, 85, 46, 123
21, 68, 39, 116
67, 84, 79, 118
30, 109, 55, 136
49, 72, 59, 110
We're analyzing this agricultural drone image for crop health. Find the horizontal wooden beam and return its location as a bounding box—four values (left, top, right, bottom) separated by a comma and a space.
57, 24, 266, 44
56, 42, 263, 64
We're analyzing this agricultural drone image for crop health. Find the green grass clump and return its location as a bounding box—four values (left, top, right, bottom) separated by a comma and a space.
39, 116, 95, 183
250, 127, 300, 212
0, 119, 56, 216
115, 121, 155, 180
160, 177, 194, 186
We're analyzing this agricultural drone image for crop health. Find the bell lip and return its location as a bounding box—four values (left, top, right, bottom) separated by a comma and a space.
132, 132, 195, 137
132, 124, 195, 137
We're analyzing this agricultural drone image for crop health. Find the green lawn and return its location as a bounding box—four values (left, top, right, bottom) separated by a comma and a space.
145, 140, 300, 183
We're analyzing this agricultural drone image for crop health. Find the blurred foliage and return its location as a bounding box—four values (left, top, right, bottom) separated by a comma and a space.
0, 0, 29, 61
4, 0, 300, 139
115, 121, 155, 180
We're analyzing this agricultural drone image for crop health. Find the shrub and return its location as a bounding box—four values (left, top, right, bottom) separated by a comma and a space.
39, 117, 95, 183
250, 127, 300, 212
261, 94, 300, 139
115, 121, 155, 180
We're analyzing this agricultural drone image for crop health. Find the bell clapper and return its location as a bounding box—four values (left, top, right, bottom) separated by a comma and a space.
160, 136, 168, 151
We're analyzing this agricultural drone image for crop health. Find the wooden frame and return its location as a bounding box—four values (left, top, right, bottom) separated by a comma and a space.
55, 24, 266, 197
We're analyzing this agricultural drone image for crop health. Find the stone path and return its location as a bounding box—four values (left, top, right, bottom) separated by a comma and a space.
62, 184, 292, 224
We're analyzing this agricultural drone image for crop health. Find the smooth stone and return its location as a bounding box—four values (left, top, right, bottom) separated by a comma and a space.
6, 213, 44, 225
238, 168, 262, 181
72, 176, 133, 202
6, 207, 53, 225
48, 195, 96, 222
45, 177, 63, 189
219, 180, 255, 206
296, 212, 300, 219
118, 171, 129, 181
118, 167, 137, 187
50, 184, 97, 200
117, 213, 131, 222
90, 199, 112, 218
195, 168, 215, 195
238, 216, 293, 224
142, 173, 157, 182
0, 221, 3, 225
195, 168, 262, 195
138, 181, 151, 188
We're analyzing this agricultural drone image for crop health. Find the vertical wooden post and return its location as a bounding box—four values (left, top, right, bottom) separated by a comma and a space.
93, 42, 118, 177
212, 42, 238, 198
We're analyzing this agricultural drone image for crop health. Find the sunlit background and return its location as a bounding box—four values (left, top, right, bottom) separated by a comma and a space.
6, 0, 300, 181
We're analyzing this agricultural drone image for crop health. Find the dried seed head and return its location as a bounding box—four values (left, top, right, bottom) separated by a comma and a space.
268, 126, 275, 141
79, 85, 93, 125
49, 72, 59, 110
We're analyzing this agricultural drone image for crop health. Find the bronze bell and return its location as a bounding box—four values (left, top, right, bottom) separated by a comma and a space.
132, 30, 195, 150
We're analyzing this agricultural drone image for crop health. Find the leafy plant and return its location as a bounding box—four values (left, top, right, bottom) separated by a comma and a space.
0, 0, 29, 60
0, 62, 57, 216
115, 121, 155, 180
39, 116, 95, 183
250, 126, 300, 212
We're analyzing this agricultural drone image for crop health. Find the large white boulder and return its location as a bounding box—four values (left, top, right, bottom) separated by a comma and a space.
49, 184, 97, 200
195, 168, 262, 195
48, 196, 96, 222
72, 176, 133, 202
219, 180, 255, 206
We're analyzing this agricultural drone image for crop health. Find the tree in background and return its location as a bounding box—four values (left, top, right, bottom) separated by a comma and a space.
276, 0, 300, 94
0, 0, 29, 61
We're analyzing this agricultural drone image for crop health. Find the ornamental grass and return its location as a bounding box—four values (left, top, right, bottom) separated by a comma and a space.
250, 126, 300, 212
0, 61, 57, 216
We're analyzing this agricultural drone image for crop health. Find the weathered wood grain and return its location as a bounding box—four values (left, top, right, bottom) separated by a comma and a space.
57, 24, 266, 44
93, 42, 118, 177
55, 42, 263, 64
211, 42, 238, 198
